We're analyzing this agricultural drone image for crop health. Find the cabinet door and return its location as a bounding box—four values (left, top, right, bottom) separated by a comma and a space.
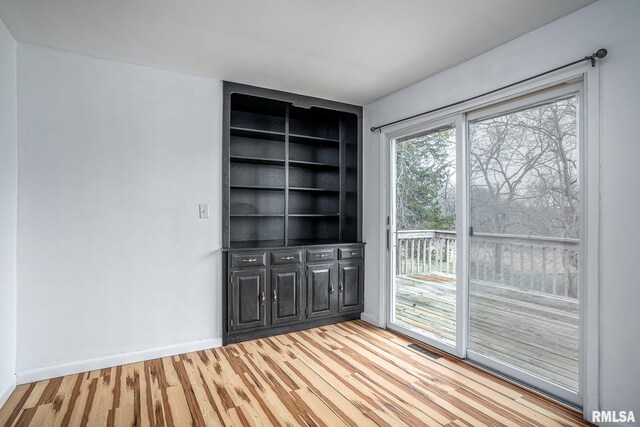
230, 269, 267, 331
271, 266, 303, 325
339, 261, 364, 313
307, 263, 337, 319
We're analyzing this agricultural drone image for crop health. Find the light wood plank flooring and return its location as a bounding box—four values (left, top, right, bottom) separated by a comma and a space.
0, 320, 589, 426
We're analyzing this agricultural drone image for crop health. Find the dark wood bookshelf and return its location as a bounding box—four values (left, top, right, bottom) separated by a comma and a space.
222, 82, 364, 345
223, 83, 362, 248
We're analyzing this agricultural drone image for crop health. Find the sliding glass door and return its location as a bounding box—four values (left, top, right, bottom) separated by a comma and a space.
388, 119, 463, 356
387, 82, 583, 406
466, 87, 581, 405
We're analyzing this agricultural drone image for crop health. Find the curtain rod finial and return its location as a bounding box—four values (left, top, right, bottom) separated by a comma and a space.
587, 48, 608, 66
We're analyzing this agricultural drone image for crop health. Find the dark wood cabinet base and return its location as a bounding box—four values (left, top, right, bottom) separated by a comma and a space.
223, 243, 364, 345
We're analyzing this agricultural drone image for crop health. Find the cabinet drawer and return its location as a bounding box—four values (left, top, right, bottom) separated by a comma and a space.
339, 247, 363, 260
230, 252, 267, 268
306, 248, 335, 263
271, 250, 302, 265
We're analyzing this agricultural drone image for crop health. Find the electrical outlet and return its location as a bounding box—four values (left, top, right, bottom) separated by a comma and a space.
199, 203, 210, 219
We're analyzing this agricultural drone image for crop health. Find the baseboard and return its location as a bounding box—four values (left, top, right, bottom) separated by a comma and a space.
360, 312, 382, 328
16, 337, 222, 385
0, 376, 17, 409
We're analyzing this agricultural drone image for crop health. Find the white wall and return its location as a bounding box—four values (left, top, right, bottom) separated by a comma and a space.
0, 17, 17, 407
363, 0, 640, 420
16, 44, 222, 382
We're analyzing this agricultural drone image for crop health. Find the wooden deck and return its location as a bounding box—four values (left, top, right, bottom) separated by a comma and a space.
395, 274, 579, 391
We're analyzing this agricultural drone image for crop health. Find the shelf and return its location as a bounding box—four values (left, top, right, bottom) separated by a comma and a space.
289, 160, 339, 169
286, 238, 345, 247
230, 129, 339, 144
227, 239, 357, 250
229, 239, 286, 249
230, 213, 284, 217
230, 156, 285, 166
230, 185, 285, 191
289, 134, 340, 144
230, 127, 285, 141
289, 213, 339, 217
289, 187, 340, 193
231, 213, 337, 217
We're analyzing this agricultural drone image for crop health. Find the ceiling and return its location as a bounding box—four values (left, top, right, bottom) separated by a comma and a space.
0, 0, 595, 105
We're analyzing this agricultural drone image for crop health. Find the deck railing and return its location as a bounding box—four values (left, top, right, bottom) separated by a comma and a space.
396, 230, 579, 298
396, 230, 457, 276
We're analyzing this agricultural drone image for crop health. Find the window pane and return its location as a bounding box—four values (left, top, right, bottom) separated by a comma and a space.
393, 126, 457, 346
468, 96, 580, 391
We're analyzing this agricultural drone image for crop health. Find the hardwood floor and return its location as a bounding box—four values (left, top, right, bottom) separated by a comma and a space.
0, 320, 589, 426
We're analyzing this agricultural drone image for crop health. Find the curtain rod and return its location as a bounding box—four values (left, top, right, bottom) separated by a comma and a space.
370, 48, 608, 133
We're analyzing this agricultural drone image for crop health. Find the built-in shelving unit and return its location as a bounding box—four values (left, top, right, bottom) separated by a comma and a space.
223, 85, 362, 249
222, 82, 364, 345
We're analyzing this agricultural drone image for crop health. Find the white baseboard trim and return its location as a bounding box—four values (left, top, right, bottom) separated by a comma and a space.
0, 376, 17, 409
360, 312, 383, 328
16, 337, 222, 385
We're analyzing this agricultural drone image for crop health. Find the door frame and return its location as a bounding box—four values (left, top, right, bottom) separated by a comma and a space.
376, 63, 600, 417
385, 114, 468, 358
465, 81, 584, 407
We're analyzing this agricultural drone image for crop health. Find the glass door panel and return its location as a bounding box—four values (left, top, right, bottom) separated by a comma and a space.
391, 126, 458, 349
468, 95, 580, 399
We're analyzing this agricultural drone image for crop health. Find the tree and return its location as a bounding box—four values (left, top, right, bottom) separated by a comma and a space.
469, 97, 579, 239
469, 96, 579, 287
395, 128, 456, 230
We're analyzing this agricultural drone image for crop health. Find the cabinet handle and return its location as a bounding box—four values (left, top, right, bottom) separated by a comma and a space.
272, 290, 277, 302
320, 253, 328, 258
281, 256, 295, 260
260, 291, 265, 305
243, 258, 257, 263
339, 282, 344, 293
350, 251, 358, 256
329, 284, 334, 294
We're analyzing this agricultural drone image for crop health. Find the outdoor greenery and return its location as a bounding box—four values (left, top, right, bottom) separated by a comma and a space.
395, 96, 579, 240
395, 128, 456, 231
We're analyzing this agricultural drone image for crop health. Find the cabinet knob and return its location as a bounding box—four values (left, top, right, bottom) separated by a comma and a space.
259, 291, 265, 305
